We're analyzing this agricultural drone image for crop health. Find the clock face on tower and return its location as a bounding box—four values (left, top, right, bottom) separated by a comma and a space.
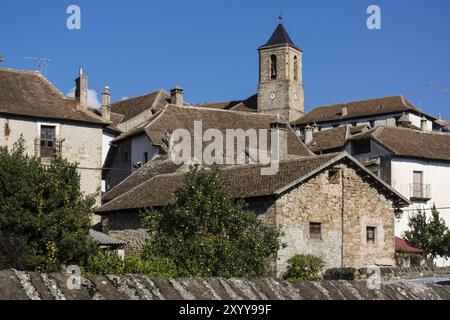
294, 93, 298, 101
269, 92, 276, 100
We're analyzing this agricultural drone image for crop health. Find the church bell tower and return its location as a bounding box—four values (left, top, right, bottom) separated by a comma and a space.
257, 20, 304, 122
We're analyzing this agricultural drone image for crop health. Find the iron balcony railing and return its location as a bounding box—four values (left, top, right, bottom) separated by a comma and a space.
34, 138, 63, 159
410, 183, 431, 201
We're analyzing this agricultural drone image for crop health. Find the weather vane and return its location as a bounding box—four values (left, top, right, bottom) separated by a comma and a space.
278, 10, 283, 24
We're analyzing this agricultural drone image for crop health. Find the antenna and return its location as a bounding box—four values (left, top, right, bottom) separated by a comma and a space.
25, 56, 51, 75
427, 81, 450, 97
0, 55, 5, 63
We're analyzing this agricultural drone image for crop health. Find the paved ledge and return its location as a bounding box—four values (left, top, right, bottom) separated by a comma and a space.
0, 269, 449, 300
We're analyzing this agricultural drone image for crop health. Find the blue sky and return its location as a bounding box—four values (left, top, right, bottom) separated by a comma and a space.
1, 0, 450, 118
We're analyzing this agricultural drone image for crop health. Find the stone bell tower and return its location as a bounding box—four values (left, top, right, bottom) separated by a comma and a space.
257, 20, 304, 122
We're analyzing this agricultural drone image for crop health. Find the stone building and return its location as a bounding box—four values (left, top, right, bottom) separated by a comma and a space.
302, 124, 450, 266
0, 67, 108, 208
97, 153, 409, 275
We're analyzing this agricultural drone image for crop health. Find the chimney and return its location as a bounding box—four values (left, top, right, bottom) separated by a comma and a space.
312, 122, 319, 133
0, 55, 5, 63
342, 104, 348, 117
170, 85, 184, 107
101, 86, 111, 122
304, 124, 313, 145
421, 115, 428, 132
270, 118, 288, 161
75, 67, 88, 111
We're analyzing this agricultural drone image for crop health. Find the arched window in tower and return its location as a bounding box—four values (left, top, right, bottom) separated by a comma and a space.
270, 54, 277, 80
293, 56, 298, 82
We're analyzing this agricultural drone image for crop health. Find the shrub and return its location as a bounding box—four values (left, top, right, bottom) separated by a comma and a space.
142, 165, 283, 278
86, 251, 178, 277
283, 254, 325, 282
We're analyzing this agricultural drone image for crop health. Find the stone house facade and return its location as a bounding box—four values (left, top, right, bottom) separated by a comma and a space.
0, 67, 107, 209
97, 153, 409, 275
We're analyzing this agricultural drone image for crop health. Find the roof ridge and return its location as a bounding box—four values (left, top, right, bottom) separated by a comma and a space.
170, 104, 275, 118
309, 95, 403, 110
111, 89, 162, 105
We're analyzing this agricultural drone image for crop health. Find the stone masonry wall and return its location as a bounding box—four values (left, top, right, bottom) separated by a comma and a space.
2, 269, 450, 300
268, 164, 395, 276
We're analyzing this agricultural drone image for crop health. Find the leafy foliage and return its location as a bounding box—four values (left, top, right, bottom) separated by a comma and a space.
403, 205, 450, 263
86, 251, 178, 277
283, 254, 325, 282
142, 165, 283, 278
0, 138, 97, 271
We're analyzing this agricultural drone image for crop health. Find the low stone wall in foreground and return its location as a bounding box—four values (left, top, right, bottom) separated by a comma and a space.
324, 267, 450, 281
1, 269, 449, 300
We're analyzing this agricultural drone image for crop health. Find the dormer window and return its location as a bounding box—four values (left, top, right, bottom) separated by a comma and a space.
270, 55, 277, 80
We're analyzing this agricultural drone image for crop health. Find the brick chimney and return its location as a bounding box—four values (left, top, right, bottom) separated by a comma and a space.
170, 85, 184, 107
270, 118, 288, 161
304, 124, 313, 144
75, 67, 88, 111
101, 86, 111, 121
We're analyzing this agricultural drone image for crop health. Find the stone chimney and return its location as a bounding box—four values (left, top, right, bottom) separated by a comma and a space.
304, 124, 313, 145
75, 67, 88, 111
170, 85, 184, 107
342, 105, 348, 117
101, 86, 111, 122
312, 122, 319, 133
421, 115, 428, 131
270, 118, 288, 161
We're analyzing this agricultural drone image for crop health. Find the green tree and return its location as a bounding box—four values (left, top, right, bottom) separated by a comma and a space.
142, 165, 283, 278
403, 205, 450, 263
0, 138, 97, 272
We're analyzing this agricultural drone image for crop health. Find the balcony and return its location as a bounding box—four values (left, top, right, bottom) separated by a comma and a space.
410, 183, 431, 202
34, 138, 63, 159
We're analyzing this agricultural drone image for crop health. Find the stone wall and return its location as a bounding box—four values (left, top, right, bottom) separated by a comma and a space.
325, 266, 450, 282
263, 164, 395, 276
1, 269, 449, 300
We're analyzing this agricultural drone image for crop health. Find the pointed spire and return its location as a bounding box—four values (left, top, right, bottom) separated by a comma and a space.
259, 21, 301, 51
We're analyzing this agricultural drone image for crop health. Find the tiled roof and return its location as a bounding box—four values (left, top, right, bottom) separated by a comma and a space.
351, 126, 450, 162
194, 94, 257, 113
113, 104, 312, 157
96, 153, 409, 213
110, 89, 170, 122
293, 96, 435, 126
0, 68, 105, 125
89, 229, 125, 246
395, 237, 424, 254
102, 155, 185, 203
306, 126, 349, 154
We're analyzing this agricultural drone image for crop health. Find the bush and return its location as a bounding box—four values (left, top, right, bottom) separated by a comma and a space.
86, 251, 179, 277
142, 165, 283, 278
0, 138, 97, 272
283, 254, 325, 282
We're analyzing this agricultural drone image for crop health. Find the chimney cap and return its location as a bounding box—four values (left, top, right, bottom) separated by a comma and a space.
171, 85, 184, 92
103, 86, 111, 93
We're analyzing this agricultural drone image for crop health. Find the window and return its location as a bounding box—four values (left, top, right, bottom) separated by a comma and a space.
366, 226, 376, 244
40, 125, 56, 158
328, 169, 340, 184
293, 56, 298, 81
309, 222, 322, 240
352, 140, 371, 155
143, 152, 149, 164
270, 54, 277, 80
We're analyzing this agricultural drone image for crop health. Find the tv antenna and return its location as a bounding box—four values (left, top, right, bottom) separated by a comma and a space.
427, 81, 450, 97
25, 56, 51, 75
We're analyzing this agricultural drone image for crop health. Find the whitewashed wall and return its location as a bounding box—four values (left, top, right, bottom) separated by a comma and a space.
391, 158, 450, 266
130, 134, 159, 171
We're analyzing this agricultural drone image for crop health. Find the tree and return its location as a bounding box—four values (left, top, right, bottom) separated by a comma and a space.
403, 205, 450, 263
0, 138, 97, 272
142, 165, 283, 278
